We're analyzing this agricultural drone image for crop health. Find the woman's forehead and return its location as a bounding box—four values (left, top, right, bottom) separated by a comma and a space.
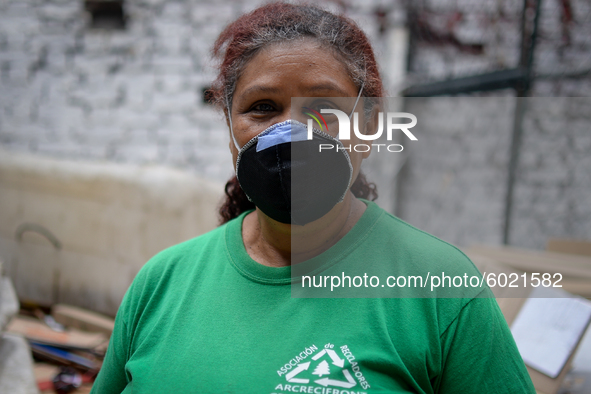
234, 39, 358, 98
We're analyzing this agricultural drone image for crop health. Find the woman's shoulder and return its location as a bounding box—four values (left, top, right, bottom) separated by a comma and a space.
152, 223, 227, 263
131, 220, 233, 288
117, 220, 238, 317
365, 201, 480, 276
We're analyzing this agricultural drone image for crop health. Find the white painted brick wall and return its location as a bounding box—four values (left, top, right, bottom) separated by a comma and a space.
0, 0, 245, 182
0, 0, 391, 179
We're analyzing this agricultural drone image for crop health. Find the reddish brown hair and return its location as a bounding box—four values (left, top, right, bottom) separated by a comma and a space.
212, 3, 383, 224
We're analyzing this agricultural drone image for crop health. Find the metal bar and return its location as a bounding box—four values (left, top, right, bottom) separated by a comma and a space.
535, 68, 591, 80
502, 0, 543, 245
402, 68, 528, 97
401, 65, 589, 97
503, 97, 527, 245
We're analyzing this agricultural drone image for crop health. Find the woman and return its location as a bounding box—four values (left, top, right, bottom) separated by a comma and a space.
91, 3, 535, 393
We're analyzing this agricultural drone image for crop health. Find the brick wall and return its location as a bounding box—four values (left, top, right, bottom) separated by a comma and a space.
0, 0, 247, 182
0, 0, 389, 183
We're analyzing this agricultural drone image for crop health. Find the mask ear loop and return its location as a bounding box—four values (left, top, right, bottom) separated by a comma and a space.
349, 58, 367, 120
349, 80, 365, 120
226, 95, 240, 150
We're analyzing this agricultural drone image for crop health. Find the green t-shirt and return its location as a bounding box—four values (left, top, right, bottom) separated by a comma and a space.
91, 201, 535, 393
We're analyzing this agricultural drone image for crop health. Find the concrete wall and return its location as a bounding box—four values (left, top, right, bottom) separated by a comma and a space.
0, 149, 222, 316
510, 98, 591, 248
397, 96, 515, 247
396, 97, 591, 249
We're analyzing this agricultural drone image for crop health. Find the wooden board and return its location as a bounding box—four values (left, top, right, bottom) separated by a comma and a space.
547, 238, 591, 258
51, 304, 115, 336
7, 316, 108, 351
466, 245, 591, 280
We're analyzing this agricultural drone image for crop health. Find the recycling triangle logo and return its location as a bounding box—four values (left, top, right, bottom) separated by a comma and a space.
275, 343, 371, 391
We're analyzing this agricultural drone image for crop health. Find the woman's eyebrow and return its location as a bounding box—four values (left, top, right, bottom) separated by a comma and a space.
306, 83, 352, 97
238, 83, 354, 100
239, 85, 281, 99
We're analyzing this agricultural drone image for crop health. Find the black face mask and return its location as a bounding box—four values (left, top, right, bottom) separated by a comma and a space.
233, 120, 353, 226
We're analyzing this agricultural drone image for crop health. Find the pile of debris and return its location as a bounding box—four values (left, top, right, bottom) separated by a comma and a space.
1, 260, 38, 394
1, 261, 114, 394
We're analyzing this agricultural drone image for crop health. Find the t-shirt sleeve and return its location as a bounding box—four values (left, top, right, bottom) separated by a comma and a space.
436, 295, 536, 394
90, 288, 133, 394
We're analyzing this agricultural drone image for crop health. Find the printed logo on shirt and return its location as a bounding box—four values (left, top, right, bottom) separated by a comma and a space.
272, 343, 371, 394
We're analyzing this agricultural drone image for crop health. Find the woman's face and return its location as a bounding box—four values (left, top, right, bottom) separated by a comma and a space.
228, 38, 372, 184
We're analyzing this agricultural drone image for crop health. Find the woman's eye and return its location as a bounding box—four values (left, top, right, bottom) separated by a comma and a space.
252, 103, 276, 112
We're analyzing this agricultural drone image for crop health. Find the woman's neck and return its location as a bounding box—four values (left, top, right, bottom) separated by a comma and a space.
241, 193, 366, 267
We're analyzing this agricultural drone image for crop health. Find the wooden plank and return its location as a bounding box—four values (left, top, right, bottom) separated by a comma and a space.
547, 238, 591, 258
7, 316, 108, 350
51, 304, 114, 336
560, 279, 591, 299
466, 245, 591, 280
